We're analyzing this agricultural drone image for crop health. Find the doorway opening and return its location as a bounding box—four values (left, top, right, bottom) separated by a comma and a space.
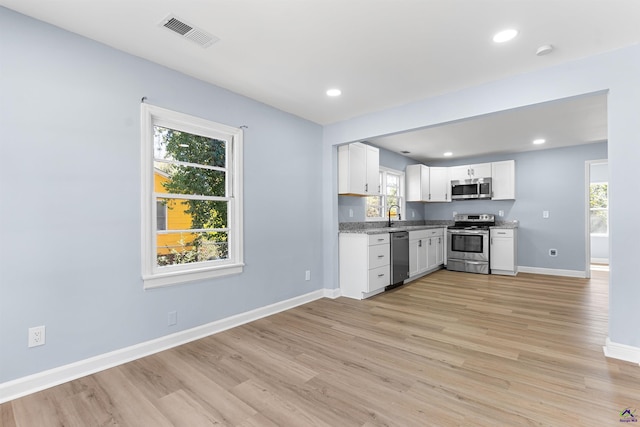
586, 159, 609, 276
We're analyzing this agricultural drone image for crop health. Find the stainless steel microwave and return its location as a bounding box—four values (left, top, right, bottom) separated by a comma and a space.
451, 177, 492, 200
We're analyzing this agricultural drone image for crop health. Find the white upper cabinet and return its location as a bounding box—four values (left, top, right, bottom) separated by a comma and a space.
365, 145, 380, 195
406, 164, 429, 202
449, 162, 492, 181
406, 165, 450, 202
491, 160, 515, 200
429, 167, 450, 202
338, 143, 380, 196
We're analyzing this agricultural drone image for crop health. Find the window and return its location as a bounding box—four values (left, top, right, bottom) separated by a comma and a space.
590, 182, 608, 235
141, 104, 243, 288
366, 168, 405, 221
156, 201, 167, 231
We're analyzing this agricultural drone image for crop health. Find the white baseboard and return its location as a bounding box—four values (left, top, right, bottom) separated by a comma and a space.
323, 287, 341, 299
603, 338, 640, 365
517, 266, 587, 278
590, 258, 609, 264
0, 288, 332, 404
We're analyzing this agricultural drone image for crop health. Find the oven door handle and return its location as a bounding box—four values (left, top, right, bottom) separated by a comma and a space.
447, 230, 488, 235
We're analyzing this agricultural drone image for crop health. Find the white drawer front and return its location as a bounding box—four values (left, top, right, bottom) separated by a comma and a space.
427, 228, 443, 237
368, 266, 389, 291
369, 243, 389, 269
369, 233, 390, 245
409, 230, 429, 240
410, 228, 444, 240
491, 229, 514, 238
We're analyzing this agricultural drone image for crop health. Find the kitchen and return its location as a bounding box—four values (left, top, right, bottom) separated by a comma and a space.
336, 94, 609, 299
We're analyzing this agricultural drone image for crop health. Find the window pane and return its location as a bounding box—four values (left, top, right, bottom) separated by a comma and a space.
589, 183, 608, 209
590, 210, 608, 234
157, 198, 228, 231
366, 195, 382, 218
156, 201, 167, 231
154, 126, 226, 168
157, 231, 229, 266
154, 162, 226, 197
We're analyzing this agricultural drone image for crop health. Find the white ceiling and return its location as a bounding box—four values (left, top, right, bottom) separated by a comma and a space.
2, 0, 638, 160
366, 91, 608, 163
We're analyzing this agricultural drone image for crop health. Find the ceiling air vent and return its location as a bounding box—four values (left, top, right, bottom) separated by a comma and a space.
160, 14, 219, 48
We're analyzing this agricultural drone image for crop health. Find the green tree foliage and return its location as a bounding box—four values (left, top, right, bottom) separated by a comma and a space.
156, 127, 228, 261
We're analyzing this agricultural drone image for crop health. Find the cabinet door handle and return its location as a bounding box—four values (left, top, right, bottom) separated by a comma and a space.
438, 237, 441, 243
378, 254, 385, 258
497, 231, 506, 235
365, 183, 368, 192
418, 240, 422, 247
429, 239, 432, 246
491, 238, 494, 245
445, 193, 448, 200
378, 273, 385, 277
377, 238, 385, 242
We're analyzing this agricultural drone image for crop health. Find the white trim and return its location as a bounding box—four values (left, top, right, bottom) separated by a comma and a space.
603, 338, 640, 365
0, 288, 333, 404
590, 257, 609, 265
584, 159, 608, 280
140, 103, 244, 288
323, 287, 341, 299
517, 266, 587, 278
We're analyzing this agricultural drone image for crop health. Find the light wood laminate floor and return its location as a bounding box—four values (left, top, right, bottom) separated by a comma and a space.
2, 270, 639, 426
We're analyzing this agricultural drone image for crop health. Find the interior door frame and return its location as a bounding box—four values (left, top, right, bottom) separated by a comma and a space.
584, 158, 609, 279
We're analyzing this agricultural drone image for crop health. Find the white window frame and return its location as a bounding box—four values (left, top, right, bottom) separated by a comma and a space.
366, 167, 405, 222
141, 104, 244, 288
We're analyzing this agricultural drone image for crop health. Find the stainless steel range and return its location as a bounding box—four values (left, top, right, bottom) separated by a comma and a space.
447, 213, 495, 274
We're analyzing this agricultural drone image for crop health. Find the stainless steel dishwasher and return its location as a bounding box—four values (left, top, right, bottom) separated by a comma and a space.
389, 231, 409, 286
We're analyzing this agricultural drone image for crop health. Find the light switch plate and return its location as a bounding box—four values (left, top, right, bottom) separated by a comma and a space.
543, 210, 549, 218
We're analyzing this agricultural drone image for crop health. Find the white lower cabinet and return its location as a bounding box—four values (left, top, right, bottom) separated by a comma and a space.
339, 233, 390, 299
490, 228, 518, 275
409, 228, 445, 278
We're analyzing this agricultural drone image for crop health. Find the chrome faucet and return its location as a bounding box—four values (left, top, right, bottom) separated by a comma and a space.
388, 204, 401, 227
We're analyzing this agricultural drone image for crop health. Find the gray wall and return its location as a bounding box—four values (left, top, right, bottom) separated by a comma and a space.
0, 8, 323, 383
424, 142, 607, 272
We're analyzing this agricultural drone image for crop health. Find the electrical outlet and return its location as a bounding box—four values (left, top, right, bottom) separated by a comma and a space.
498, 210, 504, 217
28, 325, 46, 348
549, 249, 558, 257
168, 311, 177, 326
305, 270, 311, 281
349, 208, 353, 218
543, 210, 550, 219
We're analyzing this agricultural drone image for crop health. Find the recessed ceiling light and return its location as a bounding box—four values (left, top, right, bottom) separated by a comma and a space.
493, 28, 518, 43
443, 152, 453, 157
533, 138, 546, 145
326, 88, 342, 97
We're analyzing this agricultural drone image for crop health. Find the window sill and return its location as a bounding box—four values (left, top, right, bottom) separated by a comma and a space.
143, 263, 244, 289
